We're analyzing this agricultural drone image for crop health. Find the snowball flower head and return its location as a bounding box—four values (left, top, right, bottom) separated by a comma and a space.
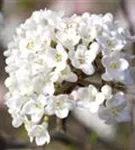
4, 9, 134, 146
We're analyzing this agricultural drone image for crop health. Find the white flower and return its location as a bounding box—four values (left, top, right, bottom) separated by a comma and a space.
79, 25, 97, 46
32, 73, 55, 96
51, 65, 77, 83
45, 43, 68, 70
31, 54, 50, 76
56, 26, 80, 50
102, 55, 129, 82
97, 34, 125, 55
11, 111, 25, 128
98, 92, 131, 124
15, 68, 34, 96
5, 92, 29, 112
5, 75, 17, 91
22, 95, 48, 123
4, 9, 133, 146
25, 121, 50, 146
45, 95, 72, 119
102, 13, 114, 24
76, 85, 105, 113
70, 43, 99, 75
7, 107, 25, 128
31, 9, 64, 28
101, 85, 113, 100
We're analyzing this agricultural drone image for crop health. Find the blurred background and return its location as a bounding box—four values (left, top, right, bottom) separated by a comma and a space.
0, 0, 135, 150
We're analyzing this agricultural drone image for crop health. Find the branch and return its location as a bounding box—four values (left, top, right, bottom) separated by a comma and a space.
50, 130, 80, 146
0, 134, 37, 150
56, 117, 66, 131
121, 0, 135, 34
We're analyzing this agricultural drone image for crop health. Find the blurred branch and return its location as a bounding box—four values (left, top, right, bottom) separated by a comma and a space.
50, 115, 85, 150
56, 117, 66, 131
52, 114, 122, 150
0, 0, 3, 11
121, 0, 135, 33
0, 0, 7, 81
50, 116, 84, 150
50, 130, 81, 146
0, 134, 37, 150
121, 1, 135, 150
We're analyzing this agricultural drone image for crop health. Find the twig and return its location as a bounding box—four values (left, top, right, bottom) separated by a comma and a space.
56, 117, 67, 132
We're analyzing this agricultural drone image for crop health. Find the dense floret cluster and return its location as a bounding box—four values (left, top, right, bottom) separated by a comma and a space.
4, 9, 134, 145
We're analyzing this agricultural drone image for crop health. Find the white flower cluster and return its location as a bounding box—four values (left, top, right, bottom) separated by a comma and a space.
4, 9, 134, 146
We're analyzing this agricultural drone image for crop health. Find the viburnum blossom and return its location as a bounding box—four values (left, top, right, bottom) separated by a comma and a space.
73, 85, 105, 113
102, 54, 129, 82
69, 42, 100, 75
4, 9, 135, 146
45, 94, 73, 118
98, 90, 131, 124
24, 118, 50, 146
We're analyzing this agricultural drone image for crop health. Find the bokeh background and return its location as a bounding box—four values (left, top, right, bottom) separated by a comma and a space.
0, 0, 135, 150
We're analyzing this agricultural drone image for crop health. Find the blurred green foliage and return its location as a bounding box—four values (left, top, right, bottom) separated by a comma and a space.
17, 0, 35, 9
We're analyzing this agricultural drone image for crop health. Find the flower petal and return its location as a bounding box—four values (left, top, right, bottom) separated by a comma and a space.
35, 131, 50, 146
82, 64, 95, 75
119, 58, 129, 70
55, 108, 69, 119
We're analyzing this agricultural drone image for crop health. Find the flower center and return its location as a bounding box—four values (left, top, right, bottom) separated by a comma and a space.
106, 40, 114, 47
55, 102, 62, 109
78, 56, 85, 64
35, 59, 44, 66
26, 41, 34, 49
110, 107, 122, 117
110, 62, 118, 69
55, 54, 62, 62
61, 69, 67, 75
